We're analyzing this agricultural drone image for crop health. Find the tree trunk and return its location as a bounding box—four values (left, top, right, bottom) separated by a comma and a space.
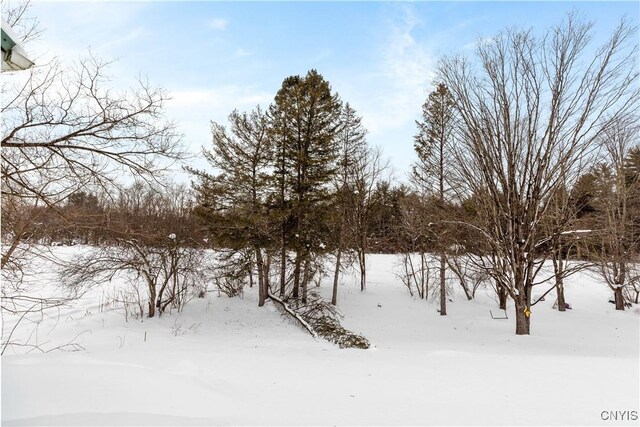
293, 250, 301, 299
514, 298, 530, 335
256, 247, 266, 307
438, 135, 446, 314
332, 249, 342, 305
613, 261, 626, 310
279, 143, 287, 298
156, 277, 170, 317
553, 250, 566, 311
497, 281, 508, 310
556, 279, 566, 312
264, 252, 271, 293
614, 287, 625, 310
302, 257, 310, 304
148, 281, 156, 318
439, 252, 447, 315
279, 237, 286, 297
359, 249, 366, 291
420, 251, 426, 299
449, 257, 473, 301
1, 235, 21, 269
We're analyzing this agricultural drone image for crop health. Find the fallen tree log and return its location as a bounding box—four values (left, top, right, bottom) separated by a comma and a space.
267, 294, 318, 339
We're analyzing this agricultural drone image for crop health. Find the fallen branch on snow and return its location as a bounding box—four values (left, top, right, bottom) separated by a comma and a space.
267, 294, 318, 339
270, 292, 370, 349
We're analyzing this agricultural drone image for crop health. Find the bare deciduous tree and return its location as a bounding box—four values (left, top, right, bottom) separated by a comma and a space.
1, 0, 42, 45
397, 188, 434, 301
2, 4, 184, 347
591, 117, 640, 310
2, 55, 184, 270
352, 146, 388, 292
438, 15, 639, 334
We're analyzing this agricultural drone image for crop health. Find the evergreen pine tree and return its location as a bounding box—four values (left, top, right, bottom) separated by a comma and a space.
331, 103, 368, 305
190, 106, 274, 306
269, 70, 342, 303
414, 83, 455, 316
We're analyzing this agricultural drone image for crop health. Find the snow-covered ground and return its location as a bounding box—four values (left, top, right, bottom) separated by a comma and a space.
2, 247, 639, 426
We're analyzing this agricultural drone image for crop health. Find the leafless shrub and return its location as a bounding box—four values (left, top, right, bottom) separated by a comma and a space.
63, 238, 213, 318
396, 252, 431, 300
446, 254, 490, 300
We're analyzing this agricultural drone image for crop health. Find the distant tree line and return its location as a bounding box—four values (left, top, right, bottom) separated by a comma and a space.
7, 183, 203, 248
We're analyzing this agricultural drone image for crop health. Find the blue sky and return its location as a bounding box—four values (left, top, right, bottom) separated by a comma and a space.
26, 1, 640, 181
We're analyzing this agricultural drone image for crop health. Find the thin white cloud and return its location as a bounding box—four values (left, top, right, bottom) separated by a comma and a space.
462, 36, 494, 50
64, 2, 150, 29
100, 27, 150, 51
327, 5, 436, 180
209, 18, 229, 31
235, 48, 251, 58
360, 5, 435, 135
29, 2, 150, 62
167, 86, 271, 110
166, 85, 273, 157
312, 49, 332, 63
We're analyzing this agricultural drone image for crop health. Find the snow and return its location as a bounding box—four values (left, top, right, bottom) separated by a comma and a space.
2, 248, 639, 426
560, 229, 593, 235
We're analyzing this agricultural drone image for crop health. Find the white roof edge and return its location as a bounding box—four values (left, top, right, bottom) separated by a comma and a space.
1, 16, 34, 71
